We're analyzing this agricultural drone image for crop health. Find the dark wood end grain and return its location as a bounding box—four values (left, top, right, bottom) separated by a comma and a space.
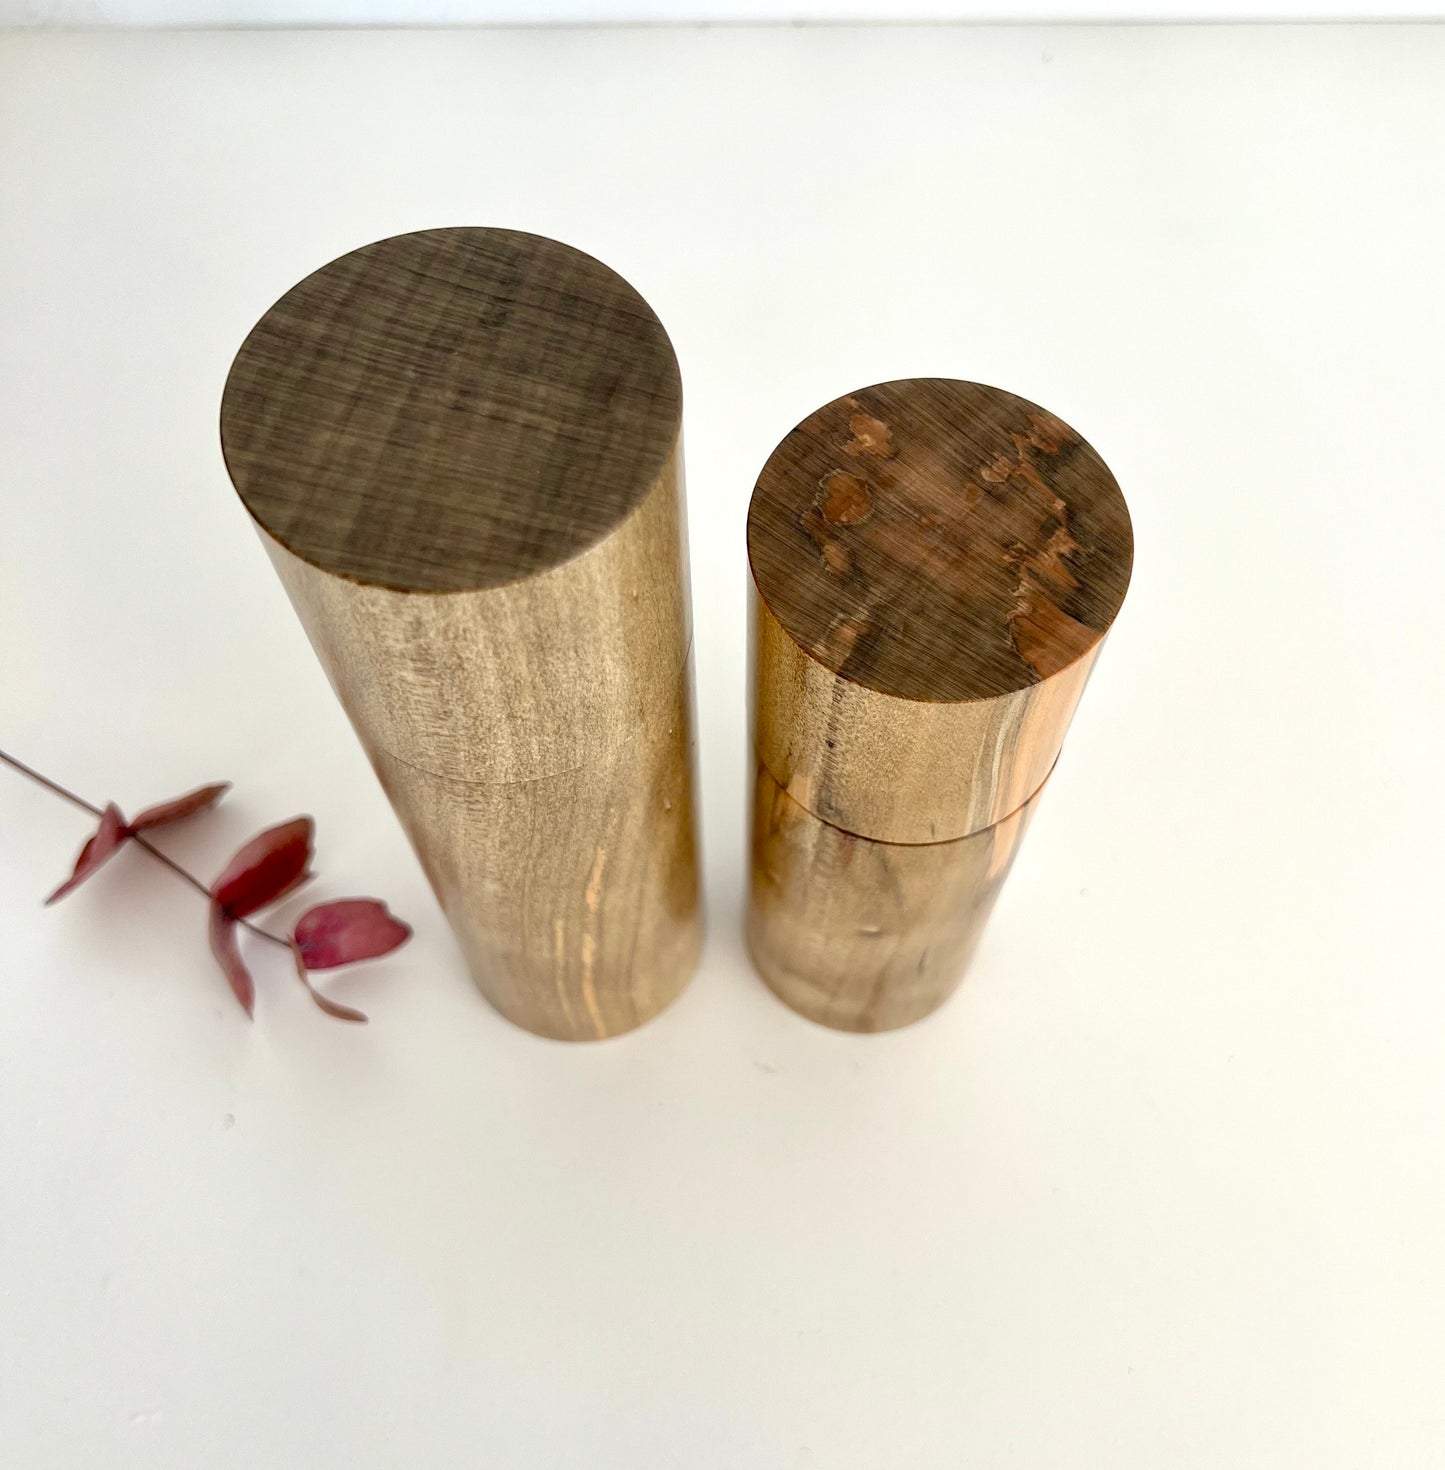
220, 227, 682, 593
747, 379, 1133, 703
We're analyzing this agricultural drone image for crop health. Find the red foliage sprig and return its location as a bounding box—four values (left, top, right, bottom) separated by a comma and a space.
2, 748, 410, 1023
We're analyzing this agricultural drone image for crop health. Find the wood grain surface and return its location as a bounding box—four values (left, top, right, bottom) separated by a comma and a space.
220, 228, 700, 1040
221, 227, 682, 594
749, 380, 1132, 846
748, 379, 1131, 704
753, 587, 1095, 845
747, 379, 1131, 1029
749, 763, 1043, 1033
369, 657, 700, 1041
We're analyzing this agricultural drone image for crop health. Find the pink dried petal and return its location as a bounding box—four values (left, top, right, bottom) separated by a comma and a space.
207, 904, 255, 1017
291, 947, 368, 1024
45, 803, 130, 905
131, 782, 230, 832
211, 817, 314, 918
293, 899, 412, 970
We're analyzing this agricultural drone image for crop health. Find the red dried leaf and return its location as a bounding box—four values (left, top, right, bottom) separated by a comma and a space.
211, 817, 314, 918
269, 867, 316, 906
45, 803, 130, 905
292, 947, 369, 1024
207, 904, 255, 1017
293, 899, 411, 971
131, 782, 230, 832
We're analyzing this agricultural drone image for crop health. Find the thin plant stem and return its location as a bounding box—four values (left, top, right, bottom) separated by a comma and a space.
0, 746, 291, 949
0, 748, 99, 816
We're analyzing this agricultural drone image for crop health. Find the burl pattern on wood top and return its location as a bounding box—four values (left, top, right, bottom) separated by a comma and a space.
221, 227, 682, 594
747, 380, 1133, 704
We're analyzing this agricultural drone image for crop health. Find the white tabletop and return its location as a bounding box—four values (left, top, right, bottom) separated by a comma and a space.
2, 24, 1443, 1468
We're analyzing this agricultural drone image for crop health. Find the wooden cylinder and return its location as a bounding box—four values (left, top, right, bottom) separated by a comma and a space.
220, 227, 701, 1040
747, 379, 1132, 1032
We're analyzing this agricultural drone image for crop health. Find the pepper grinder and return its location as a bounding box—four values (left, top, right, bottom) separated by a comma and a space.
747, 379, 1132, 1032
221, 227, 701, 1040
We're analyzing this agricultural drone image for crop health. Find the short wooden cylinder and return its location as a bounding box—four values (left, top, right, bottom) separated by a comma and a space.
746, 379, 1132, 1032
220, 227, 702, 1040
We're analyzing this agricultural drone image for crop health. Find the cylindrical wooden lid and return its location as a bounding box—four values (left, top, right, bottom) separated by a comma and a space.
748, 379, 1133, 844
220, 226, 686, 784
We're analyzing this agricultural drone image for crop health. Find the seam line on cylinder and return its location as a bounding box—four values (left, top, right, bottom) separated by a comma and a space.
753, 747, 1058, 849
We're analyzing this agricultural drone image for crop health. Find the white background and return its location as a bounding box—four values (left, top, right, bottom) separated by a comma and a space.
7, 2, 1445, 25
2, 23, 1444, 1470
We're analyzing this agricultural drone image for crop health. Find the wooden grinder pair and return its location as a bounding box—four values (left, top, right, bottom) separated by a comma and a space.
220, 227, 1133, 1041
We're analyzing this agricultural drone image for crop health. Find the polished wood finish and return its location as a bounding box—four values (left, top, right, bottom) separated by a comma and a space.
747, 379, 1131, 1030
749, 380, 1130, 704
749, 763, 1044, 1033
753, 588, 1094, 845
221, 227, 700, 1040
749, 378, 1132, 847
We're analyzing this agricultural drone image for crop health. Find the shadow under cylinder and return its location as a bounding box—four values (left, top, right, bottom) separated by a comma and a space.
220, 227, 702, 1041
746, 379, 1133, 1032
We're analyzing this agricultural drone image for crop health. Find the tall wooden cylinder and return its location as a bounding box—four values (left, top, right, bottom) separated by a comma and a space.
747, 379, 1132, 1032
220, 227, 701, 1040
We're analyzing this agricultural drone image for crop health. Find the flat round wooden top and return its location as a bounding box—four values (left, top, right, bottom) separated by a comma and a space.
748, 379, 1133, 704
220, 227, 682, 593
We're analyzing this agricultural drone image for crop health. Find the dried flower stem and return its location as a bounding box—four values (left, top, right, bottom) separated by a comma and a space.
0, 746, 290, 949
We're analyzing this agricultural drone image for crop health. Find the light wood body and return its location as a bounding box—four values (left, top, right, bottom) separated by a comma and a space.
221, 228, 701, 1039
260, 449, 700, 1040
749, 763, 1043, 1032
754, 589, 1094, 844
746, 380, 1131, 1031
